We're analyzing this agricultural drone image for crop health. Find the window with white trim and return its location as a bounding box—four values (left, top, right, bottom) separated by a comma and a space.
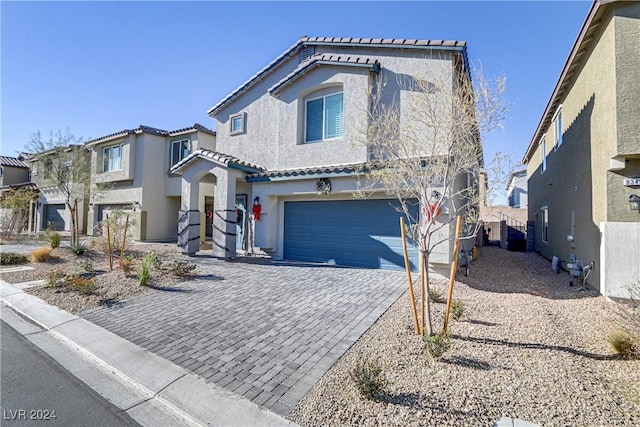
103, 144, 123, 172
171, 139, 191, 166
230, 112, 245, 135
540, 135, 547, 174
305, 92, 344, 143
554, 106, 563, 149
541, 207, 549, 243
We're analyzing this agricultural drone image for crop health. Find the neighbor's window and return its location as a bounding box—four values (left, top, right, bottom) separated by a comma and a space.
541, 207, 549, 243
230, 113, 245, 135
171, 139, 191, 166
103, 144, 123, 172
305, 92, 343, 143
554, 106, 563, 149
540, 135, 547, 174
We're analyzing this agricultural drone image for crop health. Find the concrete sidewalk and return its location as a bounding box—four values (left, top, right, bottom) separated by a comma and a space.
0, 280, 297, 427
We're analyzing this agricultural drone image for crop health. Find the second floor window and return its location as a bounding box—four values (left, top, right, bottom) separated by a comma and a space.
540, 136, 546, 174
103, 144, 123, 172
171, 139, 191, 166
305, 92, 343, 143
554, 106, 563, 149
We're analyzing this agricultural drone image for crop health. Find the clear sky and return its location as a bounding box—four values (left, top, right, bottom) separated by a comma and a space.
1, 0, 592, 169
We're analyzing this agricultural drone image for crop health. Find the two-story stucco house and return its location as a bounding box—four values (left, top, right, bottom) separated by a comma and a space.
85, 124, 216, 242
26, 146, 91, 233
522, 0, 640, 298
173, 36, 477, 271
0, 155, 31, 189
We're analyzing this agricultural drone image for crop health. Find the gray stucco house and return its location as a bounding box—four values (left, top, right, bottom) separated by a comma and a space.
174, 36, 477, 270
522, 0, 640, 298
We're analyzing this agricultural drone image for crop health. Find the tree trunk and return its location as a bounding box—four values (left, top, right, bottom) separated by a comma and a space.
422, 247, 433, 336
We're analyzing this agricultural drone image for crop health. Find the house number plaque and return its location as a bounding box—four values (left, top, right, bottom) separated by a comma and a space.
623, 178, 640, 187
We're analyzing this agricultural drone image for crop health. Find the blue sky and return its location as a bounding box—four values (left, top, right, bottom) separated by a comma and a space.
2, 0, 592, 167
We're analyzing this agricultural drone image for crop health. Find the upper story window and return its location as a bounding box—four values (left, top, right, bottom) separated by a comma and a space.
305, 92, 344, 143
230, 112, 246, 135
554, 106, 563, 149
103, 144, 123, 172
171, 139, 191, 166
540, 135, 547, 174
541, 206, 549, 243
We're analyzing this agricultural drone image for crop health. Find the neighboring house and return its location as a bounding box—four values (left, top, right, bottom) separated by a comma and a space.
0, 155, 31, 189
85, 124, 216, 241
522, 1, 640, 298
26, 146, 91, 233
173, 36, 477, 271
507, 167, 528, 209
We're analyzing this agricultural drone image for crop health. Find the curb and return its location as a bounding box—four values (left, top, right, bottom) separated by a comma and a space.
0, 280, 297, 427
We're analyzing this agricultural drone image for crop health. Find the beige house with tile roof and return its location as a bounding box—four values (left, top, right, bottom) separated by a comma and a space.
174, 36, 479, 271
522, 1, 640, 298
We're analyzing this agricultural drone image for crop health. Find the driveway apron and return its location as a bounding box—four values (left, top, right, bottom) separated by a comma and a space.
81, 259, 407, 415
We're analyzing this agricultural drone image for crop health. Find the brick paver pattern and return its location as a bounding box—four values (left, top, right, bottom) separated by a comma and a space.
82, 258, 407, 415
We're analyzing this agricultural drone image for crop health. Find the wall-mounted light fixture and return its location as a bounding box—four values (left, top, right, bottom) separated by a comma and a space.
133, 201, 141, 211
629, 194, 640, 213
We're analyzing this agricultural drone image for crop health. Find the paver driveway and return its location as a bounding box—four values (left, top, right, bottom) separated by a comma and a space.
81, 258, 407, 415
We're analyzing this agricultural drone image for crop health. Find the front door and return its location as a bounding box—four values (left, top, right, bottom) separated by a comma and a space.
205, 197, 213, 238
235, 194, 247, 252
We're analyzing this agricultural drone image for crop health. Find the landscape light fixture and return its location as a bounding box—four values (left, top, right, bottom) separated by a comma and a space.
629, 194, 640, 213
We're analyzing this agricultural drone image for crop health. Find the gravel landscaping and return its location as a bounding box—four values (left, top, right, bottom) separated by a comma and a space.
287, 247, 640, 426
0, 239, 195, 314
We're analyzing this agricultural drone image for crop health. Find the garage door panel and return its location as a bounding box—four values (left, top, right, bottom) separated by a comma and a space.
44, 204, 66, 231
284, 199, 419, 271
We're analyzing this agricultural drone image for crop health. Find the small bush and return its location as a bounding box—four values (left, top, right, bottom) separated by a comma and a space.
120, 255, 134, 276
429, 288, 444, 303
46, 230, 61, 249
608, 330, 639, 360
31, 246, 52, 263
350, 354, 390, 400
47, 269, 67, 288
170, 261, 196, 277
72, 276, 97, 295
69, 243, 87, 255
0, 252, 28, 265
78, 258, 93, 272
145, 251, 162, 269
451, 300, 465, 321
138, 262, 150, 286
425, 330, 451, 360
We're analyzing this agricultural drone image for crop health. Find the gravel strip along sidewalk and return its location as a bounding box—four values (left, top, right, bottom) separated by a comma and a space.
287, 247, 639, 426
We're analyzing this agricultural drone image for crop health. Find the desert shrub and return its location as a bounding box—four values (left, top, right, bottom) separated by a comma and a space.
138, 261, 150, 286
429, 288, 444, 303
68, 243, 87, 255
78, 258, 93, 272
425, 330, 451, 360
350, 354, 390, 400
0, 252, 28, 265
170, 261, 196, 277
31, 246, 52, 263
45, 228, 61, 249
145, 251, 162, 269
120, 255, 135, 275
608, 330, 639, 360
47, 269, 67, 288
451, 300, 465, 321
72, 276, 97, 295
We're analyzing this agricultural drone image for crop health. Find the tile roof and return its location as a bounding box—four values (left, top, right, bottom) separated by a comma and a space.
0, 156, 29, 168
86, 124, 215, 145
269, 54, 381, 95
208, 36, 468, 117
247, 162, 365, 182
0, 182, 38, 192
170, 148, 265, 174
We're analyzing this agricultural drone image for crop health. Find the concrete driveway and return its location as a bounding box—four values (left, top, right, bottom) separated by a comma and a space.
81, 258, 408, 415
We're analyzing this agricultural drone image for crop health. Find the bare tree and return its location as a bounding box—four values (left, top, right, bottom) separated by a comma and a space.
27, 129, 90, 246
356, 58, 507, 335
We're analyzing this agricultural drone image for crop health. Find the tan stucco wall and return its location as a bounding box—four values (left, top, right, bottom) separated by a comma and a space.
0, 166, 29, 186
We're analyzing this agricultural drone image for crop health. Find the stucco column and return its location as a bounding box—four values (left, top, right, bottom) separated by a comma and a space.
178, 176, 201, 255
213, 170, 237, 259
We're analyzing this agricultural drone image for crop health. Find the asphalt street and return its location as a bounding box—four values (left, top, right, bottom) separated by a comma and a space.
0, 320, 139, 427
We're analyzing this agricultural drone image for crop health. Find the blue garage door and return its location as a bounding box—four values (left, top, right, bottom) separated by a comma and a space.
284, 199, 419, 271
